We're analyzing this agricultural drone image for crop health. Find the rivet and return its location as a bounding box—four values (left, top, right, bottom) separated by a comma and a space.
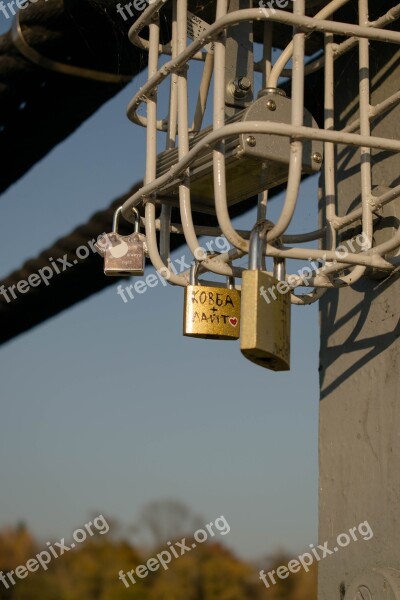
246, 136, 257, 147
313, 152, 323, 164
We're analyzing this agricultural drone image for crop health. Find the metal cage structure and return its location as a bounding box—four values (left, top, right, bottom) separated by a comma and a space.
117, 0, 400, 307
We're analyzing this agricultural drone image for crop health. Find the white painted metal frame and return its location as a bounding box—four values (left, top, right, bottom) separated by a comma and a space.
121, 0, 400, 303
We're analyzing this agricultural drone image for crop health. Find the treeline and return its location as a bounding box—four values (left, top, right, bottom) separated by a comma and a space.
0, 524, 316, 600
0, 501, 316, 600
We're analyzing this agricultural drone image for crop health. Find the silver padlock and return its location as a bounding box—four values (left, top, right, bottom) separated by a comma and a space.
97, 207, 145, 277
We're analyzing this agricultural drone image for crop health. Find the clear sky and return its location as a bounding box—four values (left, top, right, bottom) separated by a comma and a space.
0, 17, 320, 562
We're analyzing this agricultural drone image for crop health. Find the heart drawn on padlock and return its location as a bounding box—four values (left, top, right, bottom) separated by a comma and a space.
229, 317, 238, 327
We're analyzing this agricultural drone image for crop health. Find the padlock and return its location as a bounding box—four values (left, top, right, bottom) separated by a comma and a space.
183, 260, 241, 340
240, 224, 291, 370
99, 207, 145, 277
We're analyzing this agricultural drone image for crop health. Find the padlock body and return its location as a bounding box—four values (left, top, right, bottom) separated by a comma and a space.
104, 233, 145, 276
183, 285, 241, 340
240, 270, 290, 371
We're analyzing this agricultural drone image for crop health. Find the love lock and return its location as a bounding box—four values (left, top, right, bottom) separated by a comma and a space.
96, 207, 146, 277
183, 259, 241, 340
240, 223, 291, 371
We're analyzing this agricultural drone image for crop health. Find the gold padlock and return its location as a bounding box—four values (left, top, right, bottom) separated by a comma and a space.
100, 207, 145, 277
183, 260, 241, 340
240, 224, 291, 370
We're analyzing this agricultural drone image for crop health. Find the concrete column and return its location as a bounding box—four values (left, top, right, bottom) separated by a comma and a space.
318, 30, 400, 600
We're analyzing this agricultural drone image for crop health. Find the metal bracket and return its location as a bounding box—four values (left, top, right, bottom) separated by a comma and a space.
224, 0, 254, 117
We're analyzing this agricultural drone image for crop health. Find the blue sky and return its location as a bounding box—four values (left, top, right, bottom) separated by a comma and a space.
0, 19, 320, 561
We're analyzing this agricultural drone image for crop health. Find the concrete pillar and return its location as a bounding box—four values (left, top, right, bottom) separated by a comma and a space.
318, 30, 400, 600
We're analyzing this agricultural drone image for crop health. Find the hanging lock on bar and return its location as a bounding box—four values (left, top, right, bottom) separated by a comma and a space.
240, 224, 291, 370
96, 207, 145, 277
183, 259, 241, 340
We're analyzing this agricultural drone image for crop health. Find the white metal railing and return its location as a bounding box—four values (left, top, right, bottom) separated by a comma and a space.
120, 0, 400, 304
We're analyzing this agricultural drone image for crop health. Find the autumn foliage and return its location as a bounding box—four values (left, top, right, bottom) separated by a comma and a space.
0, 516, 317, 600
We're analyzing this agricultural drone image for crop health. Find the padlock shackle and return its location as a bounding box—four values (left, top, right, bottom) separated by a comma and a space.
113, 206, 140, 234
274, 258, 286, 282
249, 222, 286, 280
189, 256, 215, 286
190, 261, 200, 286
249, 223, 266, 271
227, 276, 235, 290
190, 254, 236, 289
112, 207, 123, 233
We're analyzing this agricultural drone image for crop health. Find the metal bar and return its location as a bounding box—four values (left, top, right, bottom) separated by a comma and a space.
124, 0, 400, 294
126, 7, 400, 125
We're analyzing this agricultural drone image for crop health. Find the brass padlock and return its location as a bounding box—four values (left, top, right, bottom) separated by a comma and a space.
240, 225, 291, 370
183, 260, 241, 340
100, 207, 145, 277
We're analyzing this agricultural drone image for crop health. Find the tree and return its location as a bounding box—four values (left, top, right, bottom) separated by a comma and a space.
132, 500, 204, 548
